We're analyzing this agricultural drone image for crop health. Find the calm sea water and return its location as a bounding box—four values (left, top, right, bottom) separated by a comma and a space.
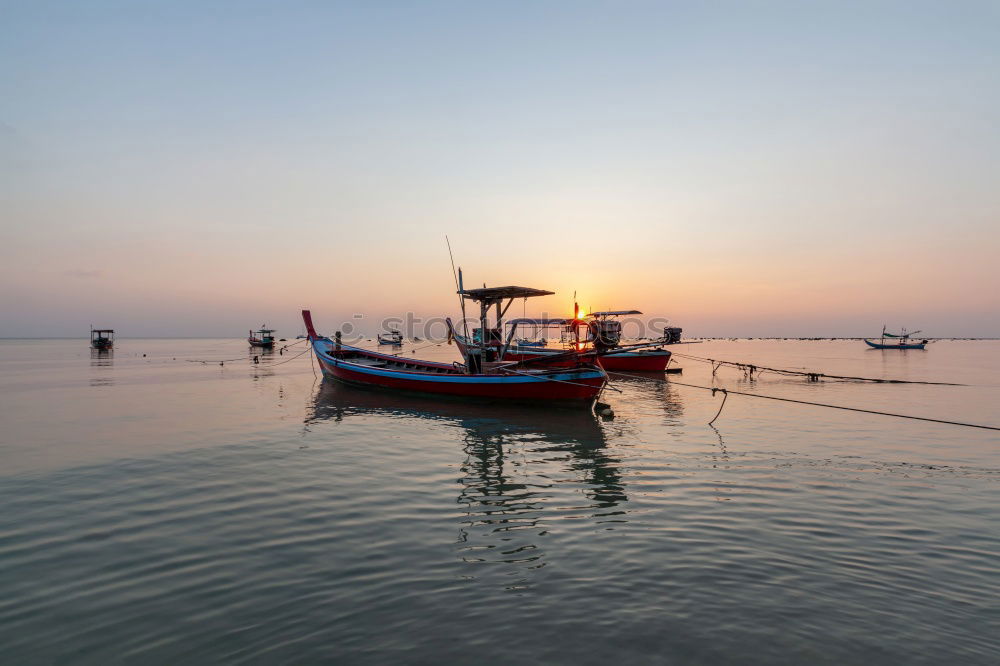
0, 338, 997, 664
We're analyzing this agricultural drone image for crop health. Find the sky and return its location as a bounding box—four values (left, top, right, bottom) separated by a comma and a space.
1, 0, 998, 338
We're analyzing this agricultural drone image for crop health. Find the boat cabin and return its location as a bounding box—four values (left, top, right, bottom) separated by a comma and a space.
457, 285, 555, 364
249, 328, 276, 346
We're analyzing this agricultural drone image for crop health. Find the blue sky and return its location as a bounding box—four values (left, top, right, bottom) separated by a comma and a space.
2, 1, 998, 337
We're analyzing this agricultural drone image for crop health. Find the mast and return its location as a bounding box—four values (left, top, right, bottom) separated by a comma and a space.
576, 292, 583, 349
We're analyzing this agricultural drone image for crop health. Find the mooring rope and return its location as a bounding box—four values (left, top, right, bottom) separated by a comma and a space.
184, 355, 252, 365
261, 346, 313, 367
668, 351, 964, 386
398, 341, 445, 355
182, 338, 309, 365
708, 388, 728, 426
503, 368, 622, 393
607, 371, 1000, 431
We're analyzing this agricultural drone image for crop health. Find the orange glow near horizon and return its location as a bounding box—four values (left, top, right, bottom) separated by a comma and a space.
1, 4, 997, 338
2, 229, 997, 338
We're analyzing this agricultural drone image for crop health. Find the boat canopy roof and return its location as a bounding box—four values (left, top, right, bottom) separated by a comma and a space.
588, 310, 642, 317
255, 328, 276, 333
506, 317, 576, 327
91, 329, 114, 333
459, 286, 554, 302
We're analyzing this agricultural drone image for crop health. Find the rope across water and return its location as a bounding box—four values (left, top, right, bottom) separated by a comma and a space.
179, 337, 997, 430
667, 351, 964, 385
607, 371, 1000, 431
182, 338, 309, 365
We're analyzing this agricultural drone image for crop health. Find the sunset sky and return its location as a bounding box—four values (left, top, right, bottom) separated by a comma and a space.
2, 1, 998, 338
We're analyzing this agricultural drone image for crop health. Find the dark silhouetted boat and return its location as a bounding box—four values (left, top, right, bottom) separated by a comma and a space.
90, 328, 114, 350
376, 330, 404, 346
864, 326, 928, 350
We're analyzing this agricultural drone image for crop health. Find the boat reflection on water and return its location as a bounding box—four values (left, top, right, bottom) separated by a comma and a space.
89, 349, 114, 387
90, 348, 113, 365
306, 379, 629, 585
306, 377, 611, 440
609, 371, 685, 424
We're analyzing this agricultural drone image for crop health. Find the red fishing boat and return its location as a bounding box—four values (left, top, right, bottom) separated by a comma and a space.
450, 307, 675, 372
303, 309, 606, 406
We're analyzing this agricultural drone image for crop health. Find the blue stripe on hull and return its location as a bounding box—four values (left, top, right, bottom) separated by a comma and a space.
863, 339, 926, 349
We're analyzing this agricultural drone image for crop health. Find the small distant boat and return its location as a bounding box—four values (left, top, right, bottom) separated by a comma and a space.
377, 330, 404, 346
864, 326, 928, 350
90, 327, 114, 350
248, 326, 276, 348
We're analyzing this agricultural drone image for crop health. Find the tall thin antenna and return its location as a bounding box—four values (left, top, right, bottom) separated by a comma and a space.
446, 235, 460, 292
445, 235, 469, 338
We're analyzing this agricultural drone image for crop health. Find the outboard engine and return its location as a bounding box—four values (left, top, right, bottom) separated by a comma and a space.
588, 319, 623, 350
663, 327, 683, 344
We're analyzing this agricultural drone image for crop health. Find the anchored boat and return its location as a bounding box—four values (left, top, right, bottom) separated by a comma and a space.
562, 310, 675, 371
248, 327, 276, 348
864, 326, 928, 350
304, 310, 606, 406
454, 307, 675, 372
376, 330, 404, 346
90, 328, 114, 350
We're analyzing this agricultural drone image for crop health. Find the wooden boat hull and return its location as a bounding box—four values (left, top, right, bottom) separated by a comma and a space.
504, 347, 672, 372
376, 336, 403, 346
864, 339, 925, 350
91, 340, 113, 350
248, 338, 274, 348
305, 312, 605, 405
315, 353, 603, 402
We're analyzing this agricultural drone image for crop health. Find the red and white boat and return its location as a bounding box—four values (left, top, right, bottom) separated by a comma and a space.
303, 310, 606, 406
449, 308, 675, 372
